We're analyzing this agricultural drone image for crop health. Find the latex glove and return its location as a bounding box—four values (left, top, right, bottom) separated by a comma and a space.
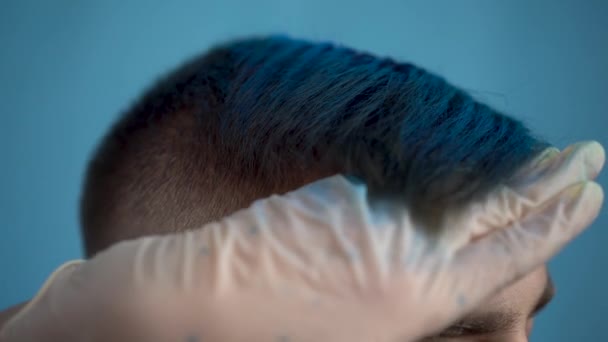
1, 141, 604, 342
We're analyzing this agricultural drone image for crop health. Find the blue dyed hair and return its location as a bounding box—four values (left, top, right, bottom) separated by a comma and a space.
81, 35, 549, 255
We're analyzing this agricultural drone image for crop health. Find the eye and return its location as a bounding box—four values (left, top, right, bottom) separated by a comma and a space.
437, 323, 477, 337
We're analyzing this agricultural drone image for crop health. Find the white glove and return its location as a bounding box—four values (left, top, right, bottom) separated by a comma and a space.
1, 141, 604, 342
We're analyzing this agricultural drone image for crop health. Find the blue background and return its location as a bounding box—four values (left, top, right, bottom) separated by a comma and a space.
1, 0, 606, 340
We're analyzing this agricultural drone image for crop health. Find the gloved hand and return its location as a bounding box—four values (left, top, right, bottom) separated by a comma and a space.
1, 141, 604, 342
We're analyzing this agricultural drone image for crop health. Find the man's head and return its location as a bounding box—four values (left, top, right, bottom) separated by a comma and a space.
80, 35, 552, 339
81, 35, 547, 256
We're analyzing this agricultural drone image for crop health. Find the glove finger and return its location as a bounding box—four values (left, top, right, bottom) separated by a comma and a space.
455, 141, 604, 243
508, 141, 604, 204
446, 180, 603, 317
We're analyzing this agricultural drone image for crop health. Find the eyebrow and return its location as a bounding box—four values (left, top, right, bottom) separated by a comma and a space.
436, 273, 556, 338
437, 311, 520, 337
